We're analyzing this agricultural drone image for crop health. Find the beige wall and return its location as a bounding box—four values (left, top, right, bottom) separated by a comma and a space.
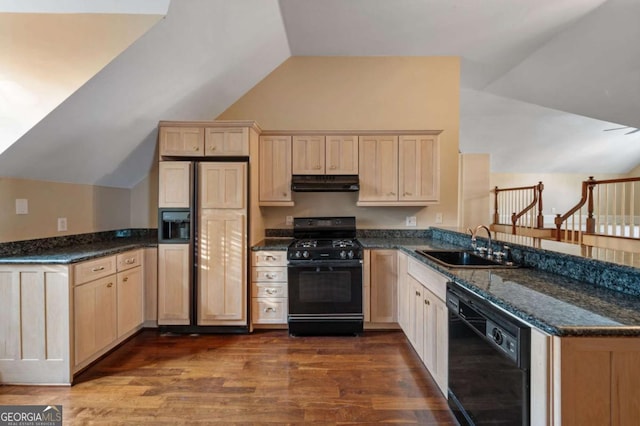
0, 177, 131, 243
130, 162, 159, 229
217, 56, 460, 229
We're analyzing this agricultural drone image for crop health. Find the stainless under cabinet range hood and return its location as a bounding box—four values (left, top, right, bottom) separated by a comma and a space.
291, 175, 360, 192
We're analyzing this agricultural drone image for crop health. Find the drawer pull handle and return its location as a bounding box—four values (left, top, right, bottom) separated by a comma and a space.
209, 146, 216, 151
266, 288, 276, 295
265, 273, 276, 279
264, 307, 276, 313
194, 146, 200, 151
107, 282, 113, 288
123, 277, 129, 282
265, 255, 276, 261
125, 258, 135, 264
415, 291, 421, 296
92, 266, 105, 272
424, 299, 430, 305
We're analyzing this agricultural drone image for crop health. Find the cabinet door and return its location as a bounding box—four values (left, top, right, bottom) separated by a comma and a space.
410, 277, 425, 360
117, 266, 144, 338
433, 296, 448, 395
397, 252, 411, 333
204, 127, 249, 156
74, 275, 117, 365
157, 244, 190, 325
199, 162, 246, 209
259, 136, 293, 204
399, 135, 439, 202
326, 135, 358, 174
292, 135, 325, 174
369, 250, 397, 323
158, 161, 192, 208
159, 127, 204, 156
198, 210, 247, 325
422, 290, 436, 374
358, 136, 398, 202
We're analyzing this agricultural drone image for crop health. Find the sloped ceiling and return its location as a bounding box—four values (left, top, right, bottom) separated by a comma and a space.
1, 0, 639, 188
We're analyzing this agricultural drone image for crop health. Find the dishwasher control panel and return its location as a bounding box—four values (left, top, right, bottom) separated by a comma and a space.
486, 319, 519, 363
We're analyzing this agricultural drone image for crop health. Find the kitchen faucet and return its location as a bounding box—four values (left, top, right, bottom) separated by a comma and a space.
473, 225, 493, 256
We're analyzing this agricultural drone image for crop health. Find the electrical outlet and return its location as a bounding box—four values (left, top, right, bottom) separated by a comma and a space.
405, 216, 417, 227
435, 212, 443, 224
15, 199, 28, 214
57, 217, 67, 232
285, 215, 293, 226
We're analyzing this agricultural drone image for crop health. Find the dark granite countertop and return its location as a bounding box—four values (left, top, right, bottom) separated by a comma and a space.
252, 232, 640, 337
0, 237, 157, 265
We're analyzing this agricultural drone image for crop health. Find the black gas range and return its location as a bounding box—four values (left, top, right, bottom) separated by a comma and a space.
287, 217, 364, 335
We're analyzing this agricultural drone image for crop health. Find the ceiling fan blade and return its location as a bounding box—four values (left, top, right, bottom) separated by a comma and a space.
625, 128, 640, 135
604, 126, 630, 131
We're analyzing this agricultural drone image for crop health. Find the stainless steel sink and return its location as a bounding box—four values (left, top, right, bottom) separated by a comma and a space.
415, 249, 519, 269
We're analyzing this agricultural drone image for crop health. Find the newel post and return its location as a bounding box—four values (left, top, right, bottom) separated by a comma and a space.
493, 186, 499, 226
586, 176, 596, 234
536, 182, 544, 229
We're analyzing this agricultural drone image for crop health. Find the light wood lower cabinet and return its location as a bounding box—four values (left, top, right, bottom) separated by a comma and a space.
74, 274, 117, 366
368, 250, 398, 324
74, 250, 144, 372
251, 251, 288, 326
399, 254, 448, 396
157, 244, 190, 325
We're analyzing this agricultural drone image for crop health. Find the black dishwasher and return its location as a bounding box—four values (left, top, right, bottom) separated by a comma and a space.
446, 281, 530, 425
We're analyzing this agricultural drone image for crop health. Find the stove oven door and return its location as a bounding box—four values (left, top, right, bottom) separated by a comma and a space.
287, 260, 363, 334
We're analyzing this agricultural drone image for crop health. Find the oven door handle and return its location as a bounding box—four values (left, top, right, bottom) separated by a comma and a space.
288, 260, 363, 268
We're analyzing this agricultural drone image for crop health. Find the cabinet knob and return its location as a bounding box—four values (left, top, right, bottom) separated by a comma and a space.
194, 146, 200, 151
282, 192, 288, 197
123, 277, 129, 282
107, 282, 113, 288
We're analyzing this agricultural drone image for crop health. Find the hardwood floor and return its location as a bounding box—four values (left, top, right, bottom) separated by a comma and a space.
0, 329, 456, 425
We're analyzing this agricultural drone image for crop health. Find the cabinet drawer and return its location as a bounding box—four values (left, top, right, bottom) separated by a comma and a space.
407, 258, 447, 301
74, 256, 117, 285
252, 251, 287, 266
117, 249, 142, 272
252, 266, 287, 282
252, 298, 287, 324
252, 282, 287, 298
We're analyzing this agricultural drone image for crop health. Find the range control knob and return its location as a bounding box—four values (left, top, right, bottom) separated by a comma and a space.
302, 251, 310, 259
340, 251, 347, 259
492, 327, 504, 345
348, 250, 354, 259
294, 251, 302, 259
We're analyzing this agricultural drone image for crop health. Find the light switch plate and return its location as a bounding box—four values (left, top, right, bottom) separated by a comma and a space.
435, 213, 443, 224
286, 215, 293, 226
57, 217, 67, 232
16, 199, 28, 214
406, 216, 417, 227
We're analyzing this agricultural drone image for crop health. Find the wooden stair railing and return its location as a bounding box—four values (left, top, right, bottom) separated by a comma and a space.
555, 176, 640, 252
492, 182, 545, 235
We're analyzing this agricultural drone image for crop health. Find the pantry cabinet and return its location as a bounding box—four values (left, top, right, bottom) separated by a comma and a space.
259, 135, 293, 206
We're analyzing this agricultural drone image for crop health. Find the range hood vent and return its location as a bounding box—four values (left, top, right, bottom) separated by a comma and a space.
291, 175, 359, 192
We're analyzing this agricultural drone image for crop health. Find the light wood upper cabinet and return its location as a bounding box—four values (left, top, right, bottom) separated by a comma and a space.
326, 135, 358, 174
158, 161, 191, 208
198, 210, 246, 326
399, 135, 439, 202
292, 135, 325, 174
358, 135, 399, 203
369, 250, 398, 323
358, 134, 440, 206
259, 135, 293, 206
199, 162, 246, 209
204, 127, 249, 156
159, 127, 204, 156
157, 244, 190, 325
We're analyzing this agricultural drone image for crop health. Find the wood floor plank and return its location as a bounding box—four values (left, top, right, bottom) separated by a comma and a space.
0, 329, 456, 424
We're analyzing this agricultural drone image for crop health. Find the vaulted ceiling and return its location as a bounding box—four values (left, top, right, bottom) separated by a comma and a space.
1, 0, 639, 188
